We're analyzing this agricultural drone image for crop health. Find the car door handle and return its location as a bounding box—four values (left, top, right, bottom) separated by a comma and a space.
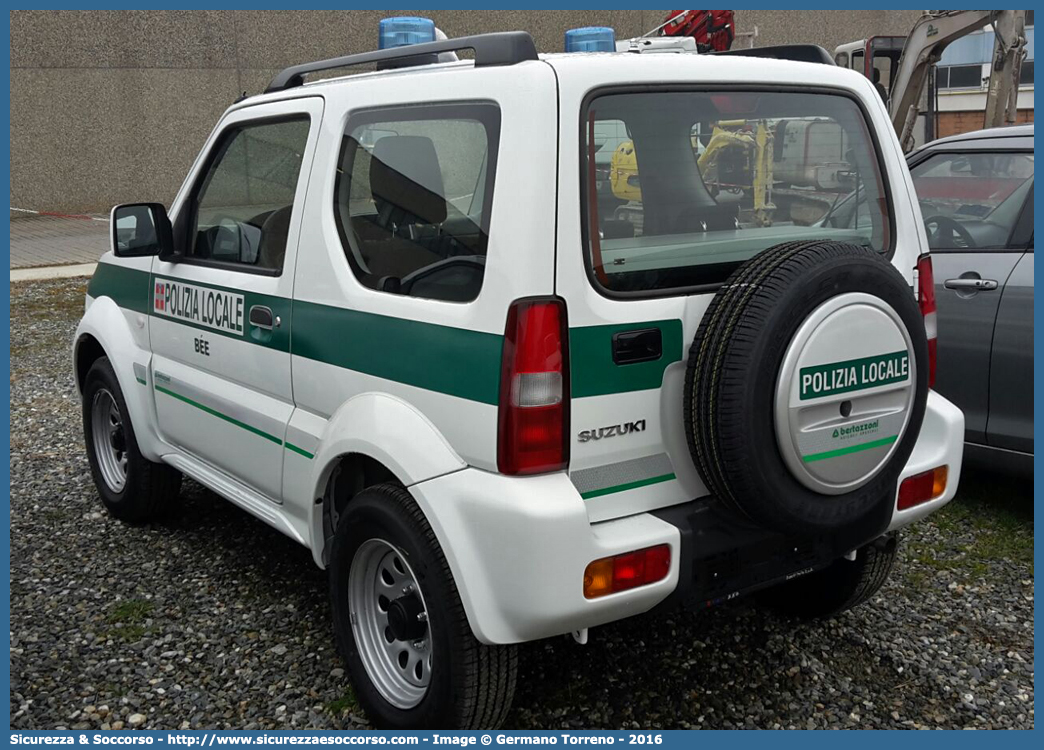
249, 305, 278, 329
612, 328, 662, 365
944, 278, 998, 291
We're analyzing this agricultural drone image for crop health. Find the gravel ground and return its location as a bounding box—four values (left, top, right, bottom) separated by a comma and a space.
10, 278, 1034, 730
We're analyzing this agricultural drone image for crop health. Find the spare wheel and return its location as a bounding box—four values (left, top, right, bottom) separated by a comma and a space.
684, 240, 929, 536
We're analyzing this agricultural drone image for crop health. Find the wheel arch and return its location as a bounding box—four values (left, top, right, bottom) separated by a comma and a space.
314, 452, 399, 567
74, 296, 165, 461
305, 392, 467, 568
74, 332, 106, 394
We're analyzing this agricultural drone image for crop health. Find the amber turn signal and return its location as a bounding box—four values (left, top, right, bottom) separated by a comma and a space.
897, 465, 948, 510
583, 544, 671, 599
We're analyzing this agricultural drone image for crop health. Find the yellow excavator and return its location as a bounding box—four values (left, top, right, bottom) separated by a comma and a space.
609, 119, 777, 228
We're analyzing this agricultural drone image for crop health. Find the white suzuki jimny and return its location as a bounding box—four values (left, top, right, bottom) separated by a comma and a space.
75, 23, 964, 729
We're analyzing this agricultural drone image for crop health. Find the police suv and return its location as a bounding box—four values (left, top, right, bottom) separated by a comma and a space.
75, 20, 964, 729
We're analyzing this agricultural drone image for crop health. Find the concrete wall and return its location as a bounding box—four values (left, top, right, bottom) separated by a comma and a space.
11, 9, 924, 212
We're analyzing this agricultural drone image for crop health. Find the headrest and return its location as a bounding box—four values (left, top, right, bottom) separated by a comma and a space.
370, 135, 447, 224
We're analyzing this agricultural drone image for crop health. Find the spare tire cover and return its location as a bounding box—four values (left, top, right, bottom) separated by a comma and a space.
684, 240, 929, 536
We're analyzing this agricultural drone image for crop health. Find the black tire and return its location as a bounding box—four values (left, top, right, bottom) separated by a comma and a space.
759, 533, 899, 618
684, 241, 928, 537
329, 483, 517, 729
82, 357, 181, 523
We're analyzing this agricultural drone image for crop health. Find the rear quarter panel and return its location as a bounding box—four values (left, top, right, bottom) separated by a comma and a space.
285, 60, 560, 512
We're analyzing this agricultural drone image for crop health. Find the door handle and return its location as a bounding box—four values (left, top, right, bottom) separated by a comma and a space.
249, 305, 279, 330
944, 278, 998, 291
612, 328, 662, 365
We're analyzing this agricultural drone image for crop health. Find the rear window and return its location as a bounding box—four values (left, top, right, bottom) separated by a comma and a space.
583, 90, 891, 295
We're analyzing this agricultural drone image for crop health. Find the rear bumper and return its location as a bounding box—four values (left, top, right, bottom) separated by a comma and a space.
412, 390, 964, 645
888, 389, 965, 531
649, 498, 862, 611
411, 470, 682, 645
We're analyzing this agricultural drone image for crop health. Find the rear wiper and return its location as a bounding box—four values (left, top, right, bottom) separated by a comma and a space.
821, 190, 847, 226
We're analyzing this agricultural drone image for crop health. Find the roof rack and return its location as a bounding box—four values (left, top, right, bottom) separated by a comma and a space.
711, 44, 835, 66
266, 31, 539, 93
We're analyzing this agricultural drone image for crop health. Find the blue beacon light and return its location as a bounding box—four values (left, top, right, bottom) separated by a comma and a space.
565, 27, 617, 53
379, 17, 437, 50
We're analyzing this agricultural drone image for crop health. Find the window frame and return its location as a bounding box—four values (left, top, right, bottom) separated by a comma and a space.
908, 147, 1035, 254
937, 63, 986, 90
851, 50, 866, 76
173, 113, 312, 278
333, 99, 503, 304
578, 83, 898, 301
1014, 185, 1034, 251
1019, 59, 1034, 86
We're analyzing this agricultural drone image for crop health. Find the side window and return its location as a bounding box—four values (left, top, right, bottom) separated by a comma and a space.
910, 151, 1034, 250
334, 103, 501, 302
851, 50, 864, 75
189, 117, 310, 272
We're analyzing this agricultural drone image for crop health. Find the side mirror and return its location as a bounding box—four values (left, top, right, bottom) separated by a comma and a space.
110, 203, 175, 259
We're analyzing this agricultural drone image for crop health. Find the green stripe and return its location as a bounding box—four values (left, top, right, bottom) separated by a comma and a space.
580, 472, 676, 500
90, 265, 501, 403
570, 320, 684, 399
285, 442, 315, 459
155, 381, 314, 457
91, 265, 685, 403
154, 384, 283, 446
293, 301, 503, 405
87, 263, 151, 314
135, 377, 147, 385
802, 435, 898, 463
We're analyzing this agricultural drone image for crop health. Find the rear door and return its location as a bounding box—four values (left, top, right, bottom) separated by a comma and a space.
987, 198, 1033, 453
151, 98, 323, 501
909, 148, 1033, 445
553, 67, 905, 523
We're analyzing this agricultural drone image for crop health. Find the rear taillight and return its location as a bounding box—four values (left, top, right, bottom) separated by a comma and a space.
897, 465, 948, 510
497, 298, 569, 475
917, 254, 937, 388
583, 545, 671, 599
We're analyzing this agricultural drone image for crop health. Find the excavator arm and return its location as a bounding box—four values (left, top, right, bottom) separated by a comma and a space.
983, 11, 1028, 132
890, 10, 1027, 152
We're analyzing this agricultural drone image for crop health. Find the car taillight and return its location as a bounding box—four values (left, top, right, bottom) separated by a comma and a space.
917, 254, 937, 388
897, 465, 948, 510
583, 545, 671, 599
497, 298, 569, 475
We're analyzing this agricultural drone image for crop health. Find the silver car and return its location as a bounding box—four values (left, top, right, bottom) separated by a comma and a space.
908, 124, 1034, 474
